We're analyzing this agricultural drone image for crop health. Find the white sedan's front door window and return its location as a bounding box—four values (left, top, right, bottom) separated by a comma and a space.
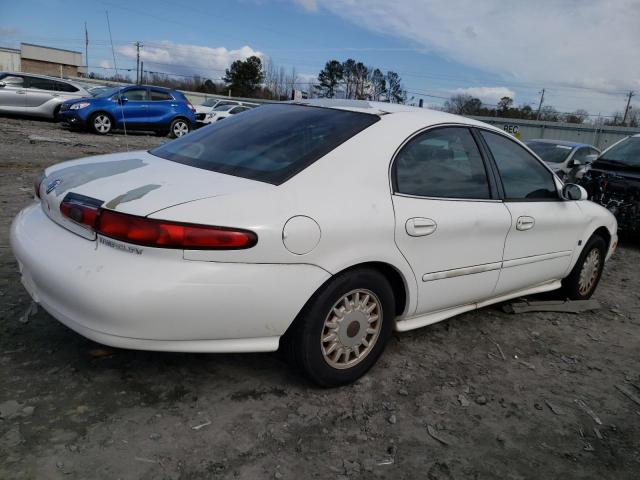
480, 130, 584, 294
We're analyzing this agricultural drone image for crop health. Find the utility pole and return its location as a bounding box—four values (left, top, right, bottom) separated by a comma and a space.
140, 61, 144, 84
622, 90, 635, 125
134, 41, 143, 84
536, 88, 545, 120
84, 21, 89, 77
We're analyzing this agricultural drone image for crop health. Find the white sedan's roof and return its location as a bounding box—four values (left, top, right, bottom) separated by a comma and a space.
291, 98, 492, 129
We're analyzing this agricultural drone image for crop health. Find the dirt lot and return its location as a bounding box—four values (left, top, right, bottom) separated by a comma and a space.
0, 116, 639, 479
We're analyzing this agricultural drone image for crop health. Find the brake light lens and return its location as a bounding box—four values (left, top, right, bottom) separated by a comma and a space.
59, 198, 100, 229
188, 102, 196, 113
59, 193, 257, 249
96, 210, 257, 249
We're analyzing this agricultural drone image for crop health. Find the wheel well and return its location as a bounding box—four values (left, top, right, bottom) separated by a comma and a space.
338, 262, 408, 316
90, 111, 114, 122
172, 116, 190, 125
591, 226, 611, 250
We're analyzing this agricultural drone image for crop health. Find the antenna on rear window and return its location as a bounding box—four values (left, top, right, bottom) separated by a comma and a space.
106, 10, 129, 151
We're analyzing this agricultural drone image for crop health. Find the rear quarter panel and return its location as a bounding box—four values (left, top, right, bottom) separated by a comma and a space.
149, 113, 457, 317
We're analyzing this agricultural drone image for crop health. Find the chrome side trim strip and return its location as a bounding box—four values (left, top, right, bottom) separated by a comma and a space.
502, 250, 572, 269
422, 261, 502, 282
421, 251, 572, 282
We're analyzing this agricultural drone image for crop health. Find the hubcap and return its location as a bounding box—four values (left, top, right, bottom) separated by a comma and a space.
321, 289, 382, 369
173, 121, 189, 137
578, 248, 601, 295
94, 115, 111, 133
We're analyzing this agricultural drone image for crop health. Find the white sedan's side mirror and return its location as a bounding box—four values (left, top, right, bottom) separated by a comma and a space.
562, 183, 588, 201
0, 81, 6, 88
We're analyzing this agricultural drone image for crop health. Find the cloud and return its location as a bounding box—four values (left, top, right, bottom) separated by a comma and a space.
98, 59, 112, 70
303, 0, 640, 113
292, 0, 318, 11
117, 41, 263, 79
454, 87, 516, 105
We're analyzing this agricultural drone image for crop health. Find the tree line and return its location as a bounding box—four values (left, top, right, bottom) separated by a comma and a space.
314, 59, 407, 103
88, 55, 408, 103
442, 93, 639, 126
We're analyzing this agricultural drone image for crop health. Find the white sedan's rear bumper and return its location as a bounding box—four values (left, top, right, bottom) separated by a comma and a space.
10, 203, 330, 352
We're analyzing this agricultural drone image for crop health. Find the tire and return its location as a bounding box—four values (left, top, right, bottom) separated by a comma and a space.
168, 118, 191, 138
562, 235, 607, 300
90, 112, 113, 135
282, 268, 395, 387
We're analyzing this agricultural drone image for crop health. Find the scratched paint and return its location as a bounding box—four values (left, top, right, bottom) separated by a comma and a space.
47, 159, 148, 196
105, 184, 162, 209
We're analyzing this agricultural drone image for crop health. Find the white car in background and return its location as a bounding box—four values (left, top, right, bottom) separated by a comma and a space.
200, 104, 253, 125
194, 98, 257, 124
0, 72, 90, 120
11, 100, 617, 386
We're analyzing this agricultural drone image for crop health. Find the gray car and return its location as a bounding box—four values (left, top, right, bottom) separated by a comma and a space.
526, 139, 600, 182
0, 72, 90, 120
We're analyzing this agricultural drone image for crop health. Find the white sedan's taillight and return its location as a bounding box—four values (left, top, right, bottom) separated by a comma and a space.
59, 197, 257, 250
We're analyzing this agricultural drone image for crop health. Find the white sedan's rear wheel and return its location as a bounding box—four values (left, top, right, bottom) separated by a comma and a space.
282, 268, 395, 387
321, 289, 382, 369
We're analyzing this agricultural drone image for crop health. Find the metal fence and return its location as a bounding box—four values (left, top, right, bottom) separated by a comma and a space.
471, 116, 640, 150
68, 77, 640, 149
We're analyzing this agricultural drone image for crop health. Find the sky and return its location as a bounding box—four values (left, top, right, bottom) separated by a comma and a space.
1, 0, 639, 119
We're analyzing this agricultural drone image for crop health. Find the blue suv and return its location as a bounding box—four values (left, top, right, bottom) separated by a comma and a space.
59, 85, 196, 138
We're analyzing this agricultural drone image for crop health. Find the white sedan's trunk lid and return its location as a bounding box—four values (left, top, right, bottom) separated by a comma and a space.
40, 150, 269, 237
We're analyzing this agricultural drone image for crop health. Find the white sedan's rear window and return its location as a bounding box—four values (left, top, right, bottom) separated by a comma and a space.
150, 104, 379, 185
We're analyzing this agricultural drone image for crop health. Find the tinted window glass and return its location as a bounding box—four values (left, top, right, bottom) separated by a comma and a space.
1, 75, 24, 86
121, 88, 147, 101
482, 131, 558, 199
526, 141, 572, 163
150, 90, 172, 101
54, 81, 79, 92
27, 77, 57, 91
596, 136, 640, 168
394, 127, 490, 199
150, 104, 379, 185
572, 147, 591, 162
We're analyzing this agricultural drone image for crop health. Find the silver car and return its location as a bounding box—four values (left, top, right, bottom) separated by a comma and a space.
526, 139, 600, 182
0, 72, 90, 120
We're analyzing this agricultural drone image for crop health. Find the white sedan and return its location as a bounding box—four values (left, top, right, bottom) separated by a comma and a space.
11, 100, 617, 386
200, 104, 253, 124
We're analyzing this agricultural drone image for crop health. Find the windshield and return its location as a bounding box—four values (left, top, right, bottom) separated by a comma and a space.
213, 105, 235, 112
596, 137, 640, 168
202, 99, 218, 107
526, 141, 573, 163
150, 103, 379, 184
94, 87, 121, 98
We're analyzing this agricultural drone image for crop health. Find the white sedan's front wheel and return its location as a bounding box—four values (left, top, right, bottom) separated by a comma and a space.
282, 268, 395, 387
562, 234, 607, 300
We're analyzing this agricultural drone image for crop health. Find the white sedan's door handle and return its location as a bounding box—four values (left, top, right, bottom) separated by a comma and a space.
405, 217, 437, 237
516, 216, 535, 231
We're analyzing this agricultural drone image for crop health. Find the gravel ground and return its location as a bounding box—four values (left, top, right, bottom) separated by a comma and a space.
1, 116, 639, 480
